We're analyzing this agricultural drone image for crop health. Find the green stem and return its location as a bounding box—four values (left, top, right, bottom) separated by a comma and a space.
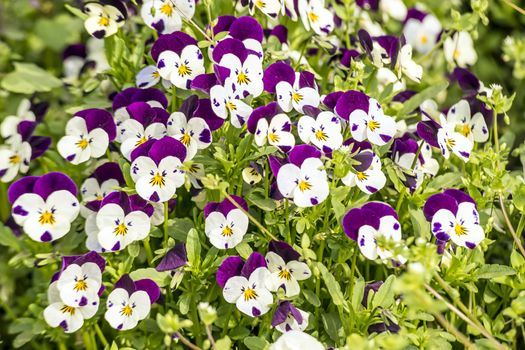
493, 109, 500, 156
143, 237, 154, 266
164, 201, 169, 245
94, 323, 109, 347
499, 193, 525, 257
411, 142, 423, 170
285, 199, 291, 243
347, 246, 359, 302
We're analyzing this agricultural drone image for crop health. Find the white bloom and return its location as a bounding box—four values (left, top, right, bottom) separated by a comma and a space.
270, 331, 324, 350
379, 0, 407, 21
342, 152, 386, 194
0, 136, 31, 183
1, 99, 35, 141
276, 74, 320, 114
444, 31, 477, 68
255, 114, 295, 149
56, 263, 102, 307
57, 117, 109, 165
376, 67, 405, 93
218, 53, 263, 98
141, 0, 195, 35
298, 0, 334, 37
223, 267, 273, 317
265, 252, 311, 297
83, 2, 126, 39
297, 111, 343, 151
167, 112, 212, 160
349, 98, 397, 146
205, 208, 249, 249
437, 114, 473, 162
403, 14, 442, 54
105, 288, 151, 330
445, 100, 488, 143
432, 202, 484, 249
157, 45, 205, 89
357, 215, 403, 261
210, 79, 253, 128
398, 45, 423, 83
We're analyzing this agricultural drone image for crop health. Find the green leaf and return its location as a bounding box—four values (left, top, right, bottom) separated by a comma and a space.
246, 191, 276, 211
0, 223, 22, 251
513, 184, 525, 212
317, 262, 346, 306
1, 63, 62, 94
303, 289, 321, 307
64, 4, 88, 20
244, 336, 269, 350
397, 81, 449, 118
129, 268, 170, 287
372, 275, 396, 309
186, 228, 201, 269
235, 241, 253, 259
216, 336, 232, 350
322, 312, 342, 342
476, 264, 516, 279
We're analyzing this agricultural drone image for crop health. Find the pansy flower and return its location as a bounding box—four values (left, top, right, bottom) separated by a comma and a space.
213, 38, 264, 98
156, 242, 188, 272
204, 195, 249, 250
58, 109, 117, 165
343, 202, 404, 262
265, 241, 311, 297
246, 0, 282, 18
263, 62, 320, 114
94, 191, 154, 251
298, 0, 334, 36
272, 301, 309, 333
211, 16, 265, 58
444, 31, 477, 68
1, 98, 47, 141
242, 162, 263, 185
112, 87, 168, 127
334, 90, 397, 146
117, 102, 170, 159
275, 145, 329, 207
397, 44, 423, 83
0, 121, 51, 183
392, 135, 438, 190
248, 102, 295, 151
341, 142, 386, 195
210, 77, 253, 128
379, 0, 407, 21
136, 65, 171, 89
105, 274, 160, 330
298, 110, 343, 152
151, 31, 204, 89
167, 96, 212, 160
83, 0, 127, 39
80, 162, 125, 217
141, 0, 195, 35
130, 136, 187, 202
423, 189, 484, 249
217, 252, 273, 317
444, 100, 489, 144
403, 8, 442, 54
8, 172, 79, 242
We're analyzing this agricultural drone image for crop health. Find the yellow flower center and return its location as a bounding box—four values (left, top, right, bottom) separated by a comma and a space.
453, 49, 461, 60
237, 72, 250, 85
9, 154, 21, 165
178, 64, 192, 77
61, 305, 76, 315
278, 269, 292, 281
226, 101, 237, 111
39, 211, 56, 225
152, 70, 160, 78
120, 304, 133, 317
308, 11, 319, 22
150, 172, 166, 187
74, 279, 88, 292
446, 138, 456, 148
135, 136, 149, 147
114, 223, 128, 236
292, 92, 303, 103
243, 288, 258, 301
454, 223, 468, 236
357, 172, 368, 181
368, 120, 380, 131
256, 0, 265, 8
160, 2, 174, 17
268, 133, 280, 143
460, 124, 471, 137
180, 133, 192, 146
315, 129, 328, 141
76, 138, 89, 150
298, 180, 312, 192
222, 226, 233, 237
420, 35, 428, 44
98, 15, 110, 27
96, 195, 104, 201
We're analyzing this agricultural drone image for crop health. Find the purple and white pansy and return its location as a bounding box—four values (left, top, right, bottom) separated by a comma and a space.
342, 148, 386, 195
445, 99, 489, 144
117, 102, 170, 159
246, 0, 282, 19
424, 189, 485, 249
298, 110, 343, 152
270, 331, 324, 350
444, 31, 477, 68
136, 65, 171, 89
130, 136, 187, 203
275, 145, 329, 208
9, 172, 80, 242
264, 62, 320, 114
83, 0, 127, 39
152, 31, 205, 89
112, 87, 168, 127
204, 195, 249, 250
211, 16, 265, 58
265, 241, 311, 297
272, 301, 309, 333
343, 202, 404, 262
1, 98, 47, 141
210, 76, 253, 128
57, 109, 117, 165
392, 135, 438, 190
403, 9, 442, 54
217, 252, 273, 317
248, 102, 295, 151
334, 90, 397, 146
80, 162, 125, 217
94, 192, 154, 251
141, 0, 195, 35
298, 0, 335, 37
105, 274, 160, 330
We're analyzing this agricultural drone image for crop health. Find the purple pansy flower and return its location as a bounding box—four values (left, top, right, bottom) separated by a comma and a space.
343, 202, 404, 262
112, 87, 168, 126
272, 301, 309, 333
423, 189, 484, 249
204, 195, 249, 250
265, 241, 311, 297
9, 172, 79, 242
298, 0, 335, 37
212, 16, 265, 58
248, 102, 295, 151
105, 274, 160, 330
1, 98, 48, 141
217, 252, 273, 317
57, 109, 117, 165
298, 109, 343, 152
80, 162, 126, 217
341, 139, 386, 194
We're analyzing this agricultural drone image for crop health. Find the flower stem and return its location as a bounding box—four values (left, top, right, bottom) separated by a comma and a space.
143, 236, 154, 266
499, 192, 525, 257
347, 245, 359, 303
433, 312, 476, 349
500, 0, 525, 16
206, 324, 217, 349
94, 323, 108, 347
175, 331, 202, 350
164, 201, 169, 245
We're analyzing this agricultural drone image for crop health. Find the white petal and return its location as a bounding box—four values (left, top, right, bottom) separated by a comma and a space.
277, 163, 301, 198
357, 225, 378, 260
223, 276, 247, 303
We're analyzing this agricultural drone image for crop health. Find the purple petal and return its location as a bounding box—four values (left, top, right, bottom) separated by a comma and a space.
323, 91, 344, 111
247, 102, 280, 134
33, 172, 77, 200
151, 31, 198, 61
229, 16, 264, 42
91, 162, 125, 186
335, 90, 370, 120
194, 99, 224, 131
241, 252, 267, 279
112, 88, 168, 111
263, 62, 295, 94
268, 240, 301, 262
288, 145, 321, 167
75, 108, 117, 142
190, 74, 218, 94
416, 120, 440, 148
28, 136, 51, 160
135, 279, 161, 304
218, 195, 248, 216
156, 243, 188, 271
423, 193, 458, 221
114, 274, 136, 295
216, 256, 244, 288
212, 38, 249, 64
443, 189, 476, 206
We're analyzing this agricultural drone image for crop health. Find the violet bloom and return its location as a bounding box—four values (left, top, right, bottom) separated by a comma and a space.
334, 90, 397, 146
141, 0, 195, 35
444, 100, 489, 144
275, 145, 329, 208
217, 252, 273, 317
112, 87, 168, 127
130, 136, 187, 203
9, 172, 80, 242
403, 8, 441, 54
0, 120, 51, 182
80, 162, 126, 217
117, 102, 170, 159
272, 301, 309, 333
57, 109, 117, 165
343, 202, 404, 262
211, 16, 265, 58
341, 139, 385, 195
93, 191, 154, 251
263, 62, 320, 114
152, 31, 204, 89
298, 109, 343, 152
265, 241, 311, 297
204, 195, 249, 250
423, 189, 484, 249
105, 274, 160, 330
247, 102, 295, 151
83, 0, 127, 39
